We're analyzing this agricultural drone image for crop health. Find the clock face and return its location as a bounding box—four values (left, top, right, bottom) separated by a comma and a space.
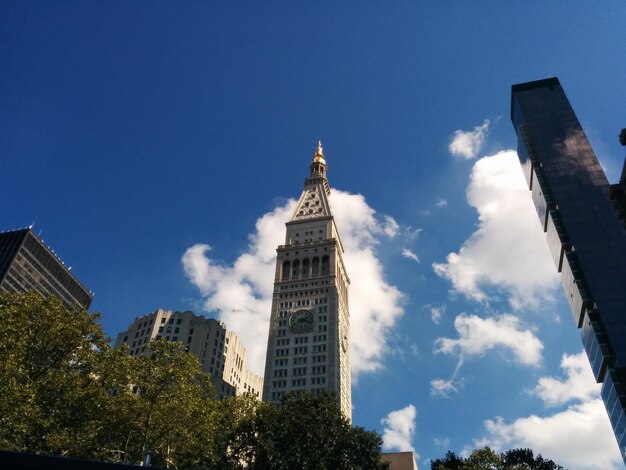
289, 309, 314, 333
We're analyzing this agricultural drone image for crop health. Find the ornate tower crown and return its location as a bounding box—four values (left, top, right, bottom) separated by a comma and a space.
309, 140, 327, 180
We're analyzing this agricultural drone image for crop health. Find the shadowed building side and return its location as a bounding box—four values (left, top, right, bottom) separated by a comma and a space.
0, 228, 92, 309
511, 78, 626, 463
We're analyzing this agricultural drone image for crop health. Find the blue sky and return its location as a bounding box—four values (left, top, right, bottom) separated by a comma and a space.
2, 2, 626, 468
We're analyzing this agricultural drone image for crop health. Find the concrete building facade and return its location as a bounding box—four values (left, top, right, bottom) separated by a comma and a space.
262, 142, 351, 419
511, 77, 626, 462
115, 309, 263, 400
0, 228, 92, 309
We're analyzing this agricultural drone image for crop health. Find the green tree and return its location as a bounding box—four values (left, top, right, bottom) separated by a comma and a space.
431, 446, 564, 470
110, 339, 220, 468
0, 292, 221, 467
0, 293, 391, 469
0, 292, 112, 457
501, 448, 563, 470
222, 392, 389, 470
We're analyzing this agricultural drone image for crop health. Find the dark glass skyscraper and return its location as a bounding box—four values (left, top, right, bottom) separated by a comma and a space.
0, 228, 92, 309
511, 78, 626, 462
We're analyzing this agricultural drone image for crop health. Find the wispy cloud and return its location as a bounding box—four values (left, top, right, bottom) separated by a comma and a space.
383, 215, 400, 238
436, 199, 448, 208
448, 119, 490, 159
182, 189, 404, 379
430, 305, 445, 325
433, 150, 559, 310
430, 356, 463, 397
435, 313, 543, 366
402, 249, 420, 263
381, 404, 418, 457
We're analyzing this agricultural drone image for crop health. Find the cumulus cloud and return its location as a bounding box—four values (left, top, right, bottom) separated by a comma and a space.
472, 349, 621, 470
381, 404, 418, 456
433, 150, 559, 310
402, 249, 420, 263
532, 351, 600, 407
476, 400, 621, 470
448, 119, 490, 159
182, 189, 404, 379
435, 314, 543, 366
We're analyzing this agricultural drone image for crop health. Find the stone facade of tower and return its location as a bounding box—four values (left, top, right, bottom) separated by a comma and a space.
262, 143, 351, 419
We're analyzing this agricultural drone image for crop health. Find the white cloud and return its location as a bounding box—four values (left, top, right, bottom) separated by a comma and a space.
533, 351, 601, 407
402, 249, 420, 263
383, 215, 400, 238
435, 313, 543, 366
436, 199, 448, 208
476, 400, 622, 470
433, 437, 451, 451
472, 349, 621, 470
448, 119, 490, 159
433, 150, 559, 310
381, 404, 418, 456
430, 356, 464, 398
430, 305, 445, 325
430, 378, 458, 398
182, 189, 404, 379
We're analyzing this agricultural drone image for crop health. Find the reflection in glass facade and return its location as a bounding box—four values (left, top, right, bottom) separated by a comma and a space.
511, 78, 626, 463
0, 228, 92, 309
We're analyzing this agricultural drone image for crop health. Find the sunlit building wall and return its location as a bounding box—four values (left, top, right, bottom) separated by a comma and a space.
115, 309, 263, 400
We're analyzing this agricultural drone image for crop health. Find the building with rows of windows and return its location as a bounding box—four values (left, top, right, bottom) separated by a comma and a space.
511, 77, 626, 463
262, 142, 351, 420
115, 309, 263, 400
0, 227, 92, 309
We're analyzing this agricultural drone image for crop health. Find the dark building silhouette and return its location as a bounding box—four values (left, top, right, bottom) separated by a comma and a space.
0, 228, 92, 308
511, 78, 626, 462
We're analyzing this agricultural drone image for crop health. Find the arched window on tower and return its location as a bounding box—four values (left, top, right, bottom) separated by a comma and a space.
321, 255, 329, 274
312, 257, 320, 276
292, 259, 300, 278
302, 258, 310, 278
282, 261, 290, 280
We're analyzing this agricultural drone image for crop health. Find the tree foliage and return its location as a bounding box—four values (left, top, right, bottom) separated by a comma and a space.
0, 292, 388, 469
431, 446, 564, 470
219, 391, 389, 470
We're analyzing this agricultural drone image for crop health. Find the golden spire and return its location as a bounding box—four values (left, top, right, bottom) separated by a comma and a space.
313, 140, 325, 163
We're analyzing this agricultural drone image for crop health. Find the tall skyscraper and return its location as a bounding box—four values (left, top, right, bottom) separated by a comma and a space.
115, 309, 263, 400
511, 78, 626, 462
262, 142, 351, 419
0, 228, 92, 309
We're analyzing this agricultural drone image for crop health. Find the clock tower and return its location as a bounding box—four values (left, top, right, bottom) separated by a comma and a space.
262, 142, 351, 419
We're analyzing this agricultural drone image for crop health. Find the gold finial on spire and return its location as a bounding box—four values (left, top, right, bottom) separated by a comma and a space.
313, 140, 325, 163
